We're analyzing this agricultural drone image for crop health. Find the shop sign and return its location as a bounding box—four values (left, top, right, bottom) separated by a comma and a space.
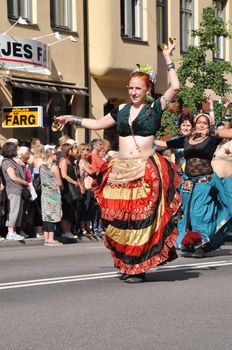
0, 34, 50, 75
2, 106, 43, 128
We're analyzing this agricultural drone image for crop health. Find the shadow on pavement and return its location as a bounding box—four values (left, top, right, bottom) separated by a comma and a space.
145, 269, 201, 282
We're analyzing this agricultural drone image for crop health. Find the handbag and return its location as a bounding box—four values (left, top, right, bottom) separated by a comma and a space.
33, 173, 41, 194
68, 183, 83, 202
22, 186, 32, 201
0, 189, 6, 204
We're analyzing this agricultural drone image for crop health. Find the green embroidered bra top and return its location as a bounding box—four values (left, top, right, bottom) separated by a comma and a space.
110, 98, 163, 137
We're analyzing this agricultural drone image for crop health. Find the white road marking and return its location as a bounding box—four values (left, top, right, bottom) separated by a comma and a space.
0, 260, 231, 290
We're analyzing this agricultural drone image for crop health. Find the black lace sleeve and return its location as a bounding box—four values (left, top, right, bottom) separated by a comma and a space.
166, 136, 185, 149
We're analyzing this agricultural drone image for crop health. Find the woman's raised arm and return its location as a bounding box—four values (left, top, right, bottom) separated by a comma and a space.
161, 38, 180, 110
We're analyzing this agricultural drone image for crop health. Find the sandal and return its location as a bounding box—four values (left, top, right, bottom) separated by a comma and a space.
44, 240, 63, 246
82, 231, 93, 240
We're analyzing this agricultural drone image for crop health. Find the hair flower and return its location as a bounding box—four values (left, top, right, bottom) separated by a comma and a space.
131, 64, 156, 84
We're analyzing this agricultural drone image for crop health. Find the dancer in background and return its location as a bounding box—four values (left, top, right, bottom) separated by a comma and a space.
166, 113, 232, 257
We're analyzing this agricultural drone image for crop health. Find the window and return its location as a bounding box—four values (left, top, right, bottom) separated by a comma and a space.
50, 0, 72, 31
214, 0, 226, 60
180, 0, 194, 52
7, 0, 32, 22
121, 0, 143, 40
156, 0, 167, 47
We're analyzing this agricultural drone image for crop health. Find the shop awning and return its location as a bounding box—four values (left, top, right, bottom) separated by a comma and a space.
5, 77, 88, 96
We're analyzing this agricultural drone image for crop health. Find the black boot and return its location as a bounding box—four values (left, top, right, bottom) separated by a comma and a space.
123, 273, 146, 283
191, 247, 206, 258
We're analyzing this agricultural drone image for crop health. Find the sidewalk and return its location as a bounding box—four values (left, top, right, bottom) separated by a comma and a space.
0, 235, 104, 247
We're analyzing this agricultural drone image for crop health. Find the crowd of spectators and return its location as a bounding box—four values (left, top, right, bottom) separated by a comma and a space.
0, 135, 117, 245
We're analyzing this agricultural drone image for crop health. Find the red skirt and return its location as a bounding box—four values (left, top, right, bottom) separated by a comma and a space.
93, 153, 182, 275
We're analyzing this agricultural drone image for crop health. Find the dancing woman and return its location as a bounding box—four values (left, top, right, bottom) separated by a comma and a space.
166, 113, 232, 257
55, 39, 182, 282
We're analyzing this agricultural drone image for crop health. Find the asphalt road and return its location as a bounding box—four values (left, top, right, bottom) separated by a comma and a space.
0, 241, 232, 350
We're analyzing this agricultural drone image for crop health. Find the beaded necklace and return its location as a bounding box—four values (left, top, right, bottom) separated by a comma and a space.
129, 118, 142, 153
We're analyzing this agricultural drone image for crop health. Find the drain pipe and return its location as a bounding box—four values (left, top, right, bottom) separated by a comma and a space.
83, 0, 90, 143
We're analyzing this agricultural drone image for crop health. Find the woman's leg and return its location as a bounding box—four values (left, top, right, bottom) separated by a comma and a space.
6, 194, 24, 240
43, 222, 62, 245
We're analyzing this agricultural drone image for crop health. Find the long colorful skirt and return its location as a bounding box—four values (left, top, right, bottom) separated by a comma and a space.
176, 173, 232, 251
93, 153, 182, 275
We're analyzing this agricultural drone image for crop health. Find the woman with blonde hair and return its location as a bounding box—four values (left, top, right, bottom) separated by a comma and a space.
31, 144, 45, 238
79, 143, 97, 239
40, 147, 63, 246
59, 143, 83, 240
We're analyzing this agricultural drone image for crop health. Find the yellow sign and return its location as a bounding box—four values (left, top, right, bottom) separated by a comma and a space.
2, 106, 43, 128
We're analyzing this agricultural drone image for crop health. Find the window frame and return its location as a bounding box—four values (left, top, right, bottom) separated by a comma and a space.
7, 0, 32, 22
156, 0, 168, 48
50, 0, 73, 31
180, 0, 194, 53
121, 0, 143, 41
213, 0, 226, 60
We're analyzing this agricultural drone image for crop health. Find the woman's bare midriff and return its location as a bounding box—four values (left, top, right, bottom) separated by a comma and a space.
118, 135, 155, 159
211, 159, 232, 178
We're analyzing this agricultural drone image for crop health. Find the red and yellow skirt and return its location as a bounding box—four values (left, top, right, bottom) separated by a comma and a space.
93, 153, 182, 275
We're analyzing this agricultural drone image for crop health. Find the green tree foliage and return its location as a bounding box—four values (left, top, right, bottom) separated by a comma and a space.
158, 4, 232, 138
177, 3, 232, 120
156, 109, 179, 139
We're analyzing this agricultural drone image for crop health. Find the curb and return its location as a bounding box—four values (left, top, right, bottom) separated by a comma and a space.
0, 237, 44, 247
0, 236, 104, 248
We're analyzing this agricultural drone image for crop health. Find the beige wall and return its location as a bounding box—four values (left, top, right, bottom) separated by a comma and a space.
88, 0, 232, 144
0, 0, 85, 84
88, 0, 157, 82
1, 0, 232, 145
0, 0, 85, 142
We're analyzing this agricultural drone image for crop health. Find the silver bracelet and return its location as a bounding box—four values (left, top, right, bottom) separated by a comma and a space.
167, 63, 175, 71
70, 115, 83, 126
224, 114, 232, 121
210, 128, 219, 137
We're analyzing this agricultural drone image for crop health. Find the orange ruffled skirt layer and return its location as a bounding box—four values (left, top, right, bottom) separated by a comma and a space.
93, 153, 182, 275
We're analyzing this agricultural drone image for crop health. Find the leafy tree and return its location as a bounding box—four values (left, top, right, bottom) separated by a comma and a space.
156, 109, 179, 139
158, 3, 232, 138
177, 3, 232, 120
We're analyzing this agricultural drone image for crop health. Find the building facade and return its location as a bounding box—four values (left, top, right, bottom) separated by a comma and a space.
87, 0, 232, 148
0, 1, 231, 147
0, 0, 88, 145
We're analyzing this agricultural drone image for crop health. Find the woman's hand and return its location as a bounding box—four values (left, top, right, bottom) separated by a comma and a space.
204, 93, 215, 125
222, 95, 231, 113
53, 115, 72, 130
162, 37, 177, 59
77, 179, 86, 194
191, 130, 208, 139
204, 93, 213, 105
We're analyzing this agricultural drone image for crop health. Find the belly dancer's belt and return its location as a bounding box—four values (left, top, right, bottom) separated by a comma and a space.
108, 157, 147, 184
182, 175, 212, 193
